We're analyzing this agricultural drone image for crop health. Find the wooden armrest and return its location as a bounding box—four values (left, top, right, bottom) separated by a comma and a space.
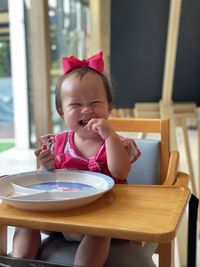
163, 151, 179, 186
174, 172, 189, 187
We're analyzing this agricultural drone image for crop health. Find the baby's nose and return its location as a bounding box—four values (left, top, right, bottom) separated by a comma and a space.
81, 106, 93, 113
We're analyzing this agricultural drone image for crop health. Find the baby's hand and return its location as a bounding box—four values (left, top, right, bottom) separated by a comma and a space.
86, 118, 115, 140
34, 145, 55, 170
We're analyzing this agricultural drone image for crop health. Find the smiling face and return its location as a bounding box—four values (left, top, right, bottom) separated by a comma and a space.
58, 71, 112, 138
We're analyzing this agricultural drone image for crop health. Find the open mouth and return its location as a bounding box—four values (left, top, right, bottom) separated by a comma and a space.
79, 119, 90, 126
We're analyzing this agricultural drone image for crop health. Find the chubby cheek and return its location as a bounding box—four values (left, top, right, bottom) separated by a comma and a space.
63, 110, 79, 128
96, 107, 110, 119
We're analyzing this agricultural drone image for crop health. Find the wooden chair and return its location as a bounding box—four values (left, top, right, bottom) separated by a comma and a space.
36, 118, 188, 267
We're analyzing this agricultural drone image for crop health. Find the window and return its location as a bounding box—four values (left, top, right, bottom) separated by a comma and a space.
48, 0, 90, 133
0, 0, 14, 147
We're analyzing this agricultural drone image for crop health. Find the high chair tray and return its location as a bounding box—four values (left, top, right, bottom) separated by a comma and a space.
0, 170, 114, 211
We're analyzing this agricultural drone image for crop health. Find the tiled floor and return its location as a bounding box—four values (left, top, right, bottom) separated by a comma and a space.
0, 128, 199, 267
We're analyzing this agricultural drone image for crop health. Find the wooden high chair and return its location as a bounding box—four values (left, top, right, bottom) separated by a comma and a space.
0, 118, 189, 267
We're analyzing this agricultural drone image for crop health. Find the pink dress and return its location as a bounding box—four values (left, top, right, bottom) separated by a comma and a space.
40, 130, 141, 184
40, 130, 141, 240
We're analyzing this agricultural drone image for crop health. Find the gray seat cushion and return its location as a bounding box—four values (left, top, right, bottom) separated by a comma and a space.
129, 139, 160, 184
37, 233, 157, 267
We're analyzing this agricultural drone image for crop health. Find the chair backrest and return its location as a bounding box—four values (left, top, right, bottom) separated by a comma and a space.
108, 118, 170, 185
128, 139, 160, 184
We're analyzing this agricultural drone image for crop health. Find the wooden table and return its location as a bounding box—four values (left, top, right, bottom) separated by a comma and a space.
0, 184, 190, 258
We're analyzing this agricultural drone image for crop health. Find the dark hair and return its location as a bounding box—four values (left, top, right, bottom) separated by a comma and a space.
55, 67, 113, 116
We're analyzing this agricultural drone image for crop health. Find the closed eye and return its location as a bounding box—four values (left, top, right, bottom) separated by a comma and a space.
70, 103, 81, 107
91, 101, 100, 105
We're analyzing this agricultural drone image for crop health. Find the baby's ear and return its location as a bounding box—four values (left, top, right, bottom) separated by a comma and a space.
108, 103, 113, 113
58, 108, 64, 117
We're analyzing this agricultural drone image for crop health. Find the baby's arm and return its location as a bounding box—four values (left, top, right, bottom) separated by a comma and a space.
105, 133, 131, 180
86, 118, 131, 180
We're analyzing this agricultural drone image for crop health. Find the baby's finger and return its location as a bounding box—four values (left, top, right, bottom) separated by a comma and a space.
40, 153, 54, 163
38, 149, 52, 160
86, 119, 99, 131
34, 148, 42, 157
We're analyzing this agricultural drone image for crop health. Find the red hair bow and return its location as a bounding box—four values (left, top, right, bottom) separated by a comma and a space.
62, 51, 104, 74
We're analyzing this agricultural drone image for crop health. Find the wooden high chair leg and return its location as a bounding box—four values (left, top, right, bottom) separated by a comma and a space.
0, 225, 7, 255
159, 241, 175, 267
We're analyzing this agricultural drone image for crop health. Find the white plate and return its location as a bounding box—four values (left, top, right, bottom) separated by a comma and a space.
0, 170, 114, 211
